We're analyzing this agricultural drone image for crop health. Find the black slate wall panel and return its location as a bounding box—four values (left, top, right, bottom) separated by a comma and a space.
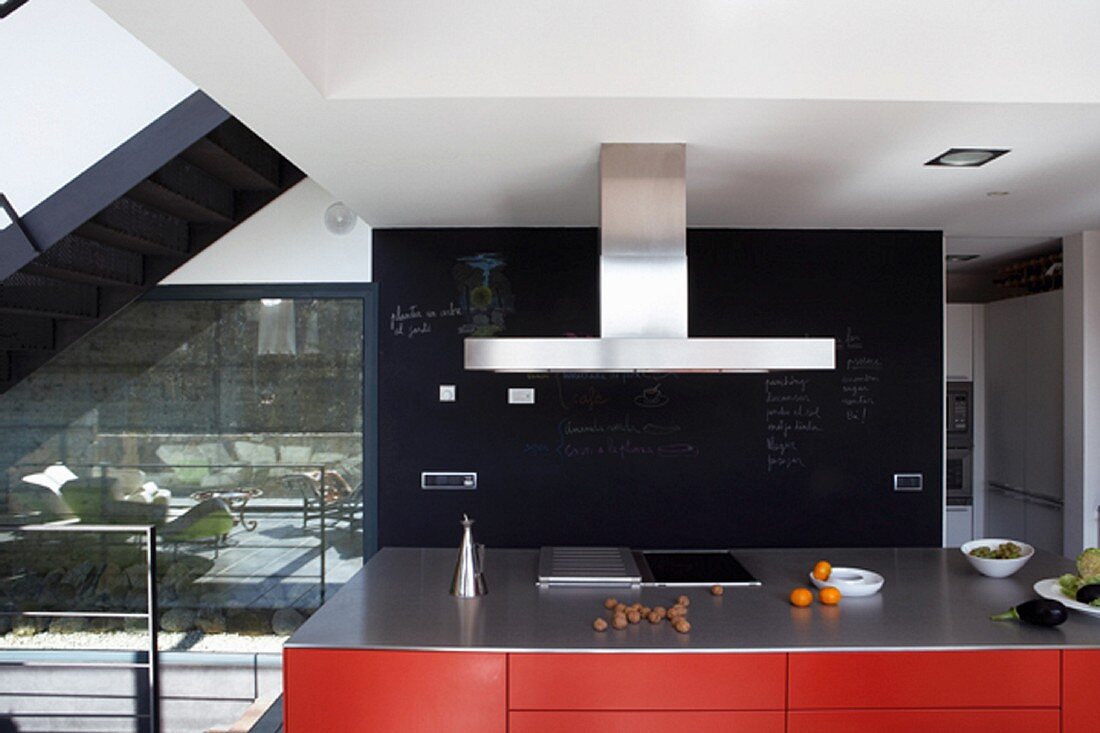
375, 228, 943, 549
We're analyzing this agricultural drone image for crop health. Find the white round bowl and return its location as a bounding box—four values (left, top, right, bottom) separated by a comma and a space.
961, 539, 1035, 578
808, 567, 885, 597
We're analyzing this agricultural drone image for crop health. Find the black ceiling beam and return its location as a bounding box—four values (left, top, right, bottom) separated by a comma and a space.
0, 0, 32, 20
0, 193, 39, 279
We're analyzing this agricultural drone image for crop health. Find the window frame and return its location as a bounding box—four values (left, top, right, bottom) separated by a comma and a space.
142, 282, 379, 559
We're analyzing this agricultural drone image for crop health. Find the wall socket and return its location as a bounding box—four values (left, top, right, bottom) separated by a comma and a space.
421, 472, 477, 490
893, 473, 923, 491
508, 387, 535, 404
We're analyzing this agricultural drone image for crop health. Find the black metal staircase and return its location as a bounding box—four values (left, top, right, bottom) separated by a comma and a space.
0, 94, 303, 394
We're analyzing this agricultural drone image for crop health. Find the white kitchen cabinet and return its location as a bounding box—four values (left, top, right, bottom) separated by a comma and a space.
1024, 291, 1063, 501
1025, 496, 1064, 555
945, 506, 973, 547
986, 487, 1027, 540
984, 291, 1063, 551
946, 304, 974, 381
985, 297, 1028, 491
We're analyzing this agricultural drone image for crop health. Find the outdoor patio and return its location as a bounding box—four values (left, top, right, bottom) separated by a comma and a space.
184, 508, 363, 612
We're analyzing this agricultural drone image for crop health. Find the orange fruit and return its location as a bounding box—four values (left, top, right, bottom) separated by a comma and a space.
812, 561, 832, 581
789, 588, 813, 607
819, 586, 842, 605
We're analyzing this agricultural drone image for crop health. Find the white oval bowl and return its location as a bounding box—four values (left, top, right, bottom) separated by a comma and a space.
808, 567, 885, 597
961, 539, 1034, 578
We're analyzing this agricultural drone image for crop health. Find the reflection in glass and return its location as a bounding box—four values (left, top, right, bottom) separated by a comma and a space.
0, 297, 365, 652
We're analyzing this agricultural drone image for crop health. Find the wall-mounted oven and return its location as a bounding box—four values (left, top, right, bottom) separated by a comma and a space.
946, 382, 973, 505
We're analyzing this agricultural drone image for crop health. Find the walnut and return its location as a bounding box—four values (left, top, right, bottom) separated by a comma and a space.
677, 595, 690, 607
646, 611, 662, 624
611, 613, 628, 630
710, 585, 724, 596
668, 605, 686, 619
673, 619, 691, 634
604, 598, 618, 609
641, 606, 651, 616
614, 603, 627, 615
653, 606, 667, 619
627, 610, 642, 624
593, 618, 609, 632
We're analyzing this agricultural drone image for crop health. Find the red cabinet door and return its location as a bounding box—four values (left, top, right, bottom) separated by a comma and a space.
511, 711, 784, 733
1064, 650, 1100, 733
789, 709, 1060, 733
788, 650, 1060, 709
283, 649, 506, 733
509, 653, 786, 711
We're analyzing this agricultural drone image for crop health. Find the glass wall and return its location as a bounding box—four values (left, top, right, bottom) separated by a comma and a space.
0, 294, 367, 651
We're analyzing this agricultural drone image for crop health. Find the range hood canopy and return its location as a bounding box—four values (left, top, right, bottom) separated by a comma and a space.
464, 143, 835, 373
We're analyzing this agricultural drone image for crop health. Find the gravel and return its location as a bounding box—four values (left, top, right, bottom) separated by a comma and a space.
0, 629, 289, 654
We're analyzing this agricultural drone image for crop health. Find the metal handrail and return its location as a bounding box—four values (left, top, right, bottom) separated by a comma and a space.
1, 523, 159, 733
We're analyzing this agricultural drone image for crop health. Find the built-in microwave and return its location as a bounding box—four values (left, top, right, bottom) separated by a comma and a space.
946, 382, 972, 449
946, 448, 973, 504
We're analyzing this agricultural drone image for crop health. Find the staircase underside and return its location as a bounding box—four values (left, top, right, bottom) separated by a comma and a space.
0, 94, 304, 394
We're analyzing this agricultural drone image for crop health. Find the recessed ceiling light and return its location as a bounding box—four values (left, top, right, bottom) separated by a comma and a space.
946, 254, 980, 262
986, 191, 1010, 197
925, 148, 1010, 167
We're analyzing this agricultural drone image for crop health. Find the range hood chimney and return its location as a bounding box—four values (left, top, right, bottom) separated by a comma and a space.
464, 143, 835, 372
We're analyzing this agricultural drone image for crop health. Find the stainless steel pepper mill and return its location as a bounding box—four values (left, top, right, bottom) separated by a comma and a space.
450, 514, 487, 597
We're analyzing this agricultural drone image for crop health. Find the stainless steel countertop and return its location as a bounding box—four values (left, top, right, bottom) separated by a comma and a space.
285, 547, 1100, 653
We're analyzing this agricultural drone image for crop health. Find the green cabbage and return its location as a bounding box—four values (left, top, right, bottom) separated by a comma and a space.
1077, 548, 1100, 579
1059, 573, 1082, 598
1058, 570, 1100, 601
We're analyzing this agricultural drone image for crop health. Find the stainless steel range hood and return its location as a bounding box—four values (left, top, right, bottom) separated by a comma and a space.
464, 143, 835, 372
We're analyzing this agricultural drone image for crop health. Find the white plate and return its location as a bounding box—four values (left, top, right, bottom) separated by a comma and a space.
1034, 578, 1100, 618
809, 567, 884, 597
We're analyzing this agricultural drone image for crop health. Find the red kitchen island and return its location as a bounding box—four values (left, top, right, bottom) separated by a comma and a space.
283, 548, 1100, 732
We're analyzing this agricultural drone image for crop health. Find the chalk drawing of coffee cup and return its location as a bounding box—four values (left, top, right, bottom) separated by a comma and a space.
634, 385, 669, 408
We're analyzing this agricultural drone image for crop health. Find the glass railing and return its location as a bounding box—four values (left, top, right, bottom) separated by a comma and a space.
1, 461, 364, 653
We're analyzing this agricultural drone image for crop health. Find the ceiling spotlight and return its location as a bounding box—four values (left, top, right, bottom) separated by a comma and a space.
925, 148, 1010, 167
945, 254, 980, 262
324, 201, 357, 235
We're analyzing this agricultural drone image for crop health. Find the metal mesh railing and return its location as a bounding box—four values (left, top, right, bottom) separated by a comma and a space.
0, 523, 160, 733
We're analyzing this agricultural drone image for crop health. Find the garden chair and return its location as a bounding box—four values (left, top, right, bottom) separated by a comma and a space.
282, 471, 361, 528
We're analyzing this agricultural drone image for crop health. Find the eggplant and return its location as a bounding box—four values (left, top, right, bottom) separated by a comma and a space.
1076, 584, 1100, 606
991, 599, 1068, 627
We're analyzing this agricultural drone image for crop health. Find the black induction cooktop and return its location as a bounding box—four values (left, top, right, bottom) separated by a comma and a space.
634, 550, 760, 587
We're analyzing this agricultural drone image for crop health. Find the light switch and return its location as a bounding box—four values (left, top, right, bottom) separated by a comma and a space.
508, 387, 535, 404
439, 385, 456, 402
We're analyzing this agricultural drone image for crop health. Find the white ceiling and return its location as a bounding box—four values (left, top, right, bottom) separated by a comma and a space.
93, 1, 1100, 270
1, 0, 195, 214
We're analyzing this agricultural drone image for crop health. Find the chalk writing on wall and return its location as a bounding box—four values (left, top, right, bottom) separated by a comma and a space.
764, 375, 825, 472
546, 375, 700, 463
838, 327, 883, 424
388, 302, 465, 338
